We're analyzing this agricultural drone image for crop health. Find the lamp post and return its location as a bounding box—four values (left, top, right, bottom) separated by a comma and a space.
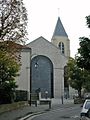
61, 95, 63, 104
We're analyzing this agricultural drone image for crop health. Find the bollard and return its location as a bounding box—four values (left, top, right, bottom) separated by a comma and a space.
35, 101, 37, 107
61, 95, 63, 104
49, 101, 51, 109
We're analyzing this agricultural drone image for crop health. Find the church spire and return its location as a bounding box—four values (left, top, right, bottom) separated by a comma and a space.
52, 17, 68, 37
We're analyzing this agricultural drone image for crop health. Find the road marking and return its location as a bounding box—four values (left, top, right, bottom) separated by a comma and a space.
71, 115, 80, 118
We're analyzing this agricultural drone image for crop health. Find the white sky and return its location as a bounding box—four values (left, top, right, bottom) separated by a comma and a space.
23, 0, 90, 58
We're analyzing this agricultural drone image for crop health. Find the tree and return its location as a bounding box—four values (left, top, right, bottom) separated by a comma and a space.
0, 0, 28, 43
76, 15, 90, 93
0, 50, 20, 104
77, 37, 90, 71
0, 41, 23, 61
76, 15, 90, 71
67, 58, 85, 97
82, 70, 90, 92
86, 15, 90, 28
0, 0, 27, 103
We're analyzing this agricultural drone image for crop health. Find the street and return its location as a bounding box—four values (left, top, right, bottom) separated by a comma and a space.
27, 104, 81, 120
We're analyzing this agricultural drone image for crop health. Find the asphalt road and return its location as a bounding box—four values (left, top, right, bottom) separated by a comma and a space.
27, 104, 81, 120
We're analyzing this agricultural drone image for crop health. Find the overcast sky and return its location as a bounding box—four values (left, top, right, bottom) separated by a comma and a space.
23, 0, 90, 58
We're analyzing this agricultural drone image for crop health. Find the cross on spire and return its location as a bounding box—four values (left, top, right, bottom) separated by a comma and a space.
58, 8, 60, 17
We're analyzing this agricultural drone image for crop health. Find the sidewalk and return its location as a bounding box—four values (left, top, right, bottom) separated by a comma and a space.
0, 98, 75, 120
0, 104, 49, 120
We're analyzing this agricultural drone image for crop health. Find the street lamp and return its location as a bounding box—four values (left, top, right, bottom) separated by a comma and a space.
35, 62, 38, 69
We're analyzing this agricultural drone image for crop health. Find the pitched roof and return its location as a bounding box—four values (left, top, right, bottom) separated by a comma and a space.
52, 17, 68, 37
0, 41, 31, 52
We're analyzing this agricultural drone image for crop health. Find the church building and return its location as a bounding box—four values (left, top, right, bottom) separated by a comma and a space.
17, 17, 70, 99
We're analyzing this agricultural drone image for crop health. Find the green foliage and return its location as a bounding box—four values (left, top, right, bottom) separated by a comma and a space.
0, 50, 20, 104
64, 66, 69, 88
77, 37, 90, 71
67, 57, 90, 97
67, 58, 85, 97
0, 0, 28, 43
76, 15, 90, 71
83, 71, 90, 92
75, 15, 90, 93
86, 15, 90, 28
0, 0, 26, 103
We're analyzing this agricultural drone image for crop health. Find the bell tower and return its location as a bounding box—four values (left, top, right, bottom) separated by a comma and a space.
51, 17, 70, 58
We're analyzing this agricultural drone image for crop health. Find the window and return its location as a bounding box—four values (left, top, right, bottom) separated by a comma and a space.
58, 42, 64, 54
85, 101, 90, 109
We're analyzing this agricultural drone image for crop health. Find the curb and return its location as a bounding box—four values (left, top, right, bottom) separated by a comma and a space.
18, 109, 50, 120
16, 104, 77, 120
18, 104, 76, 120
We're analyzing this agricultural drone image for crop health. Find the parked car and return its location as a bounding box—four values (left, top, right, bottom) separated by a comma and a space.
80, 99, 90, 119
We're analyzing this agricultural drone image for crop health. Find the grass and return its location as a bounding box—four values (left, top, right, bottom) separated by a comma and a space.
0, 101, 29, 114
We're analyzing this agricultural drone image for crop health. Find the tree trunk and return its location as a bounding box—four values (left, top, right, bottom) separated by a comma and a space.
78, 89, 81, 98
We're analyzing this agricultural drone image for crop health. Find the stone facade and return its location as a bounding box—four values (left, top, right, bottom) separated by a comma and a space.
16, 17, 70, 99
16, 48, 31, 100
51, 36, 70, 58
27, 36, 69, 98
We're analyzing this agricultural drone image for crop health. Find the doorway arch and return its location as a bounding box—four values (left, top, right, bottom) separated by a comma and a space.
31, 55, 54, 98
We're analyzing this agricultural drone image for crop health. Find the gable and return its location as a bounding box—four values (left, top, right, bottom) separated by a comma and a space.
27, 36, 62, 54
26, 36, 67, 67
27, 36, 53, 47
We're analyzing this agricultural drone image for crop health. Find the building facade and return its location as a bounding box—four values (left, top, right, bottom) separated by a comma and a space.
17, 17, 70, 99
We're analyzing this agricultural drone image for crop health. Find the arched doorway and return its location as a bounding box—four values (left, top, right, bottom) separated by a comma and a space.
31, 55, 54, 98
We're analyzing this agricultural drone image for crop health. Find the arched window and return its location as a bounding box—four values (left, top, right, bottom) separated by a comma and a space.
58, 42, 64, 54
31, 55, 54, 98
